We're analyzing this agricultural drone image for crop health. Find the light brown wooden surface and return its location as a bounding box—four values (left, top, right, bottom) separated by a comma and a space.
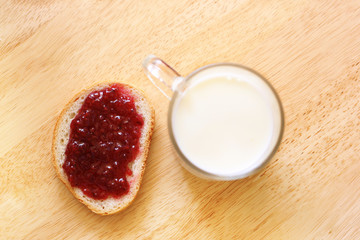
1, 1, 360, 239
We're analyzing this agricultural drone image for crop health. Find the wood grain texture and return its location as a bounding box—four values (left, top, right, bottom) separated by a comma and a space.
1, 0, 360, 239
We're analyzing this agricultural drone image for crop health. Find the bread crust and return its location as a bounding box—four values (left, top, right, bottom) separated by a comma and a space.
52, 82, 155, 215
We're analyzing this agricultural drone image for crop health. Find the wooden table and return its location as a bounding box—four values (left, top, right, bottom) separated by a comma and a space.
1, 1, 360, 239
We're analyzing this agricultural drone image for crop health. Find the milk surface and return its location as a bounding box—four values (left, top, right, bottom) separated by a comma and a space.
172, 69, 275, 176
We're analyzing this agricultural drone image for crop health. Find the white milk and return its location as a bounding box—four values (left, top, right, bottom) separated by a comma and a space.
171, 67, 277, 176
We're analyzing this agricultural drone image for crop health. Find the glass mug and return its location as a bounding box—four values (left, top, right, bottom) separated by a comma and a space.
143, 55, 284, 180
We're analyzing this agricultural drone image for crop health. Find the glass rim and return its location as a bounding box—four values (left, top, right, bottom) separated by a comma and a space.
167, 62, 285, 180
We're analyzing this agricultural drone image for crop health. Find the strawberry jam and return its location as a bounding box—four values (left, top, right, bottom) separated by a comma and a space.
63, 84, 144, 200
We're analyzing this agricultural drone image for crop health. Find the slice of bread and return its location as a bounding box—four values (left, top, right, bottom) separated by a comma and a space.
52, 82, 155, 215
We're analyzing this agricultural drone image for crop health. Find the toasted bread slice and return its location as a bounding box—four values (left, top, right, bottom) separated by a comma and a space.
52, 83, 154, 215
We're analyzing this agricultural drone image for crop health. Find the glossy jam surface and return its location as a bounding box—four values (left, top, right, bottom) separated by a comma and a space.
63, 84, 144, 200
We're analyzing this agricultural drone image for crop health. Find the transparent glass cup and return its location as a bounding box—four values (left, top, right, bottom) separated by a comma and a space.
143, 55, 284, 180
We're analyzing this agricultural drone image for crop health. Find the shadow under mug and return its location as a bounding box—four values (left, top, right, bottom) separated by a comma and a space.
143, 55, 284, 180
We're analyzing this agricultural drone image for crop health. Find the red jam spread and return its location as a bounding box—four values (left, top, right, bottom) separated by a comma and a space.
63, 84, 144, 200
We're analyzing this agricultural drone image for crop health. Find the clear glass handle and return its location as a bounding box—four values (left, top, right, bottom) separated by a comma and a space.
142, 55, 184, 100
